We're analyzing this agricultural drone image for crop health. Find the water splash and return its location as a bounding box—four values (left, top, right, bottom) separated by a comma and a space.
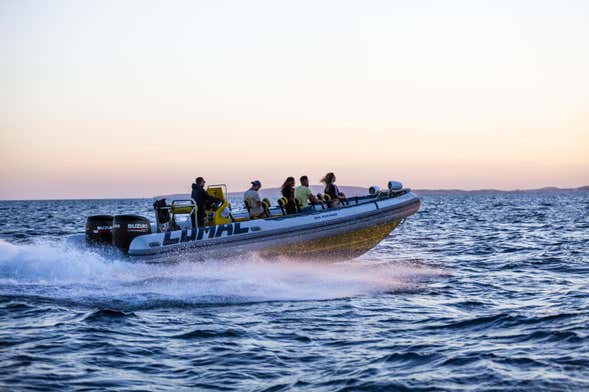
0, 238, 445, 307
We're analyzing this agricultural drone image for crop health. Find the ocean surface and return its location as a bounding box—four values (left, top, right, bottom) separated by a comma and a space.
0, 191, 588, 391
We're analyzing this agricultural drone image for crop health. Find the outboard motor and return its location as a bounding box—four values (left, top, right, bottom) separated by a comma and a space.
86, 215, 113, 243
112, 215, 151, 253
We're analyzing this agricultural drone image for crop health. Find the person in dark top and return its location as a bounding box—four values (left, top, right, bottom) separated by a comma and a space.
190, 177, 221, 227
280, 176, 297, 214
321, 172, 344, 208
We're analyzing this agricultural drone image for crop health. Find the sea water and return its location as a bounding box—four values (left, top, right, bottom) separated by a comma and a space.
0, 192, 587, 391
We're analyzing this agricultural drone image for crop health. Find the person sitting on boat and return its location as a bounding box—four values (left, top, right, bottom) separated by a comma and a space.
281, 177, 298, 214
243, 180, 267, 219
190, 177, 221, 227
321, 172, 345, 208
295, 175, 320, 213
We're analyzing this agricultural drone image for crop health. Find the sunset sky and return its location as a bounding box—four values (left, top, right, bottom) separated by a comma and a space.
1, 0, 588, 199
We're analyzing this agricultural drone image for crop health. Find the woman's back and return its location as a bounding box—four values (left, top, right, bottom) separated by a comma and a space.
324, 183, 339, 200
281, 178, 297, 214
281, 185, 294, 199
321, 172, 341, 208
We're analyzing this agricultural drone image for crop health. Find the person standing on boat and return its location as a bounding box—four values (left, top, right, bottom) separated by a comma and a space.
295, 175, 320, 213
243, 180, 267, 219
281, 177, 297, 214
321, 172, 344, 208
190, 177, 221, 227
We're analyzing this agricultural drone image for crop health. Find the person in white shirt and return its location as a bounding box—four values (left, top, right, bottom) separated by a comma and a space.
243, 180, 266, 219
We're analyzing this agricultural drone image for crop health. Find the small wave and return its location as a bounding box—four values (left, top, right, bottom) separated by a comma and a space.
172, 328, 244, 339
376, 352, 442, 368
0, 239, 446, 308
425, 312, 583, 334
492, 329, 583, 344
82, 309, 136, 322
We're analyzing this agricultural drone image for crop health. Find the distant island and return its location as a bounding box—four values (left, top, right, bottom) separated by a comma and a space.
155, 185, 588, 200
412, 185, 589, 195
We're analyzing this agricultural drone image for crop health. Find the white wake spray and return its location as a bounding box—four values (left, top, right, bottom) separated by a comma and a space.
0, 239, 445, 306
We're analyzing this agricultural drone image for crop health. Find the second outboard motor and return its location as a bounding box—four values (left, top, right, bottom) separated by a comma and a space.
112, 215, 151, 253
85, 215, 113, 243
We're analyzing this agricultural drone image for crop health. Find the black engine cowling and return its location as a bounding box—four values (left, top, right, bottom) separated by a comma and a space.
112, 215, 151, 253
86, 215, 113, 243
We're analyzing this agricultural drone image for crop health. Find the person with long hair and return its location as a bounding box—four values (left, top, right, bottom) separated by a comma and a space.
320, 172, 344, 208
280, 176, 297, 214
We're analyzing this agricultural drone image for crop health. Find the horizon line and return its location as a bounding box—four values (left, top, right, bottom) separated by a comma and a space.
1, 184, 587, 202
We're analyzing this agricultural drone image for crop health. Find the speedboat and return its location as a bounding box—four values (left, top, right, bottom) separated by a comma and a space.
81, 181, 420, 262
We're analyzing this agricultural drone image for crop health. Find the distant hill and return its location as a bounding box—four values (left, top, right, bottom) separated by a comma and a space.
154, 185, 588, 200
413, 186, 589, 195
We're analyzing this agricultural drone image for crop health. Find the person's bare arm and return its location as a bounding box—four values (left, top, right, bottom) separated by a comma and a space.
309, 193, 320, 204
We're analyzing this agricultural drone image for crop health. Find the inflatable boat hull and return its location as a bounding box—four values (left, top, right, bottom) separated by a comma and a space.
130, 192, 420, 263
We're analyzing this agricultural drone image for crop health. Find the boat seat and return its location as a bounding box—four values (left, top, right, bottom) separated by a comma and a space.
169, 200, 196, 229
243, 198, 272, 219
277, 197, 288, 215
294, 198, 303, 213
262, 198, 271, 216
339, 192, 349, 206
171, 205, 194, 215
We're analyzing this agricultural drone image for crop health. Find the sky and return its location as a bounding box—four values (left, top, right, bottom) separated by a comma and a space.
1, 0, 588, 199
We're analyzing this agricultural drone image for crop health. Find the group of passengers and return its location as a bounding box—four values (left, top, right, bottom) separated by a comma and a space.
243, 172, 346, 219
188, 172, 346, 225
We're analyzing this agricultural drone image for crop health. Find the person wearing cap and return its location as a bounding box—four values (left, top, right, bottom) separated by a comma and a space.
243, 180, 266, 219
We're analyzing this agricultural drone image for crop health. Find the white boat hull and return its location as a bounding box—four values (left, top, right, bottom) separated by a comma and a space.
129, 192, 421, 262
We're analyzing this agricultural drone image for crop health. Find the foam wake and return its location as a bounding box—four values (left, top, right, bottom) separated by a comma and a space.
0, 239, 445, 308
